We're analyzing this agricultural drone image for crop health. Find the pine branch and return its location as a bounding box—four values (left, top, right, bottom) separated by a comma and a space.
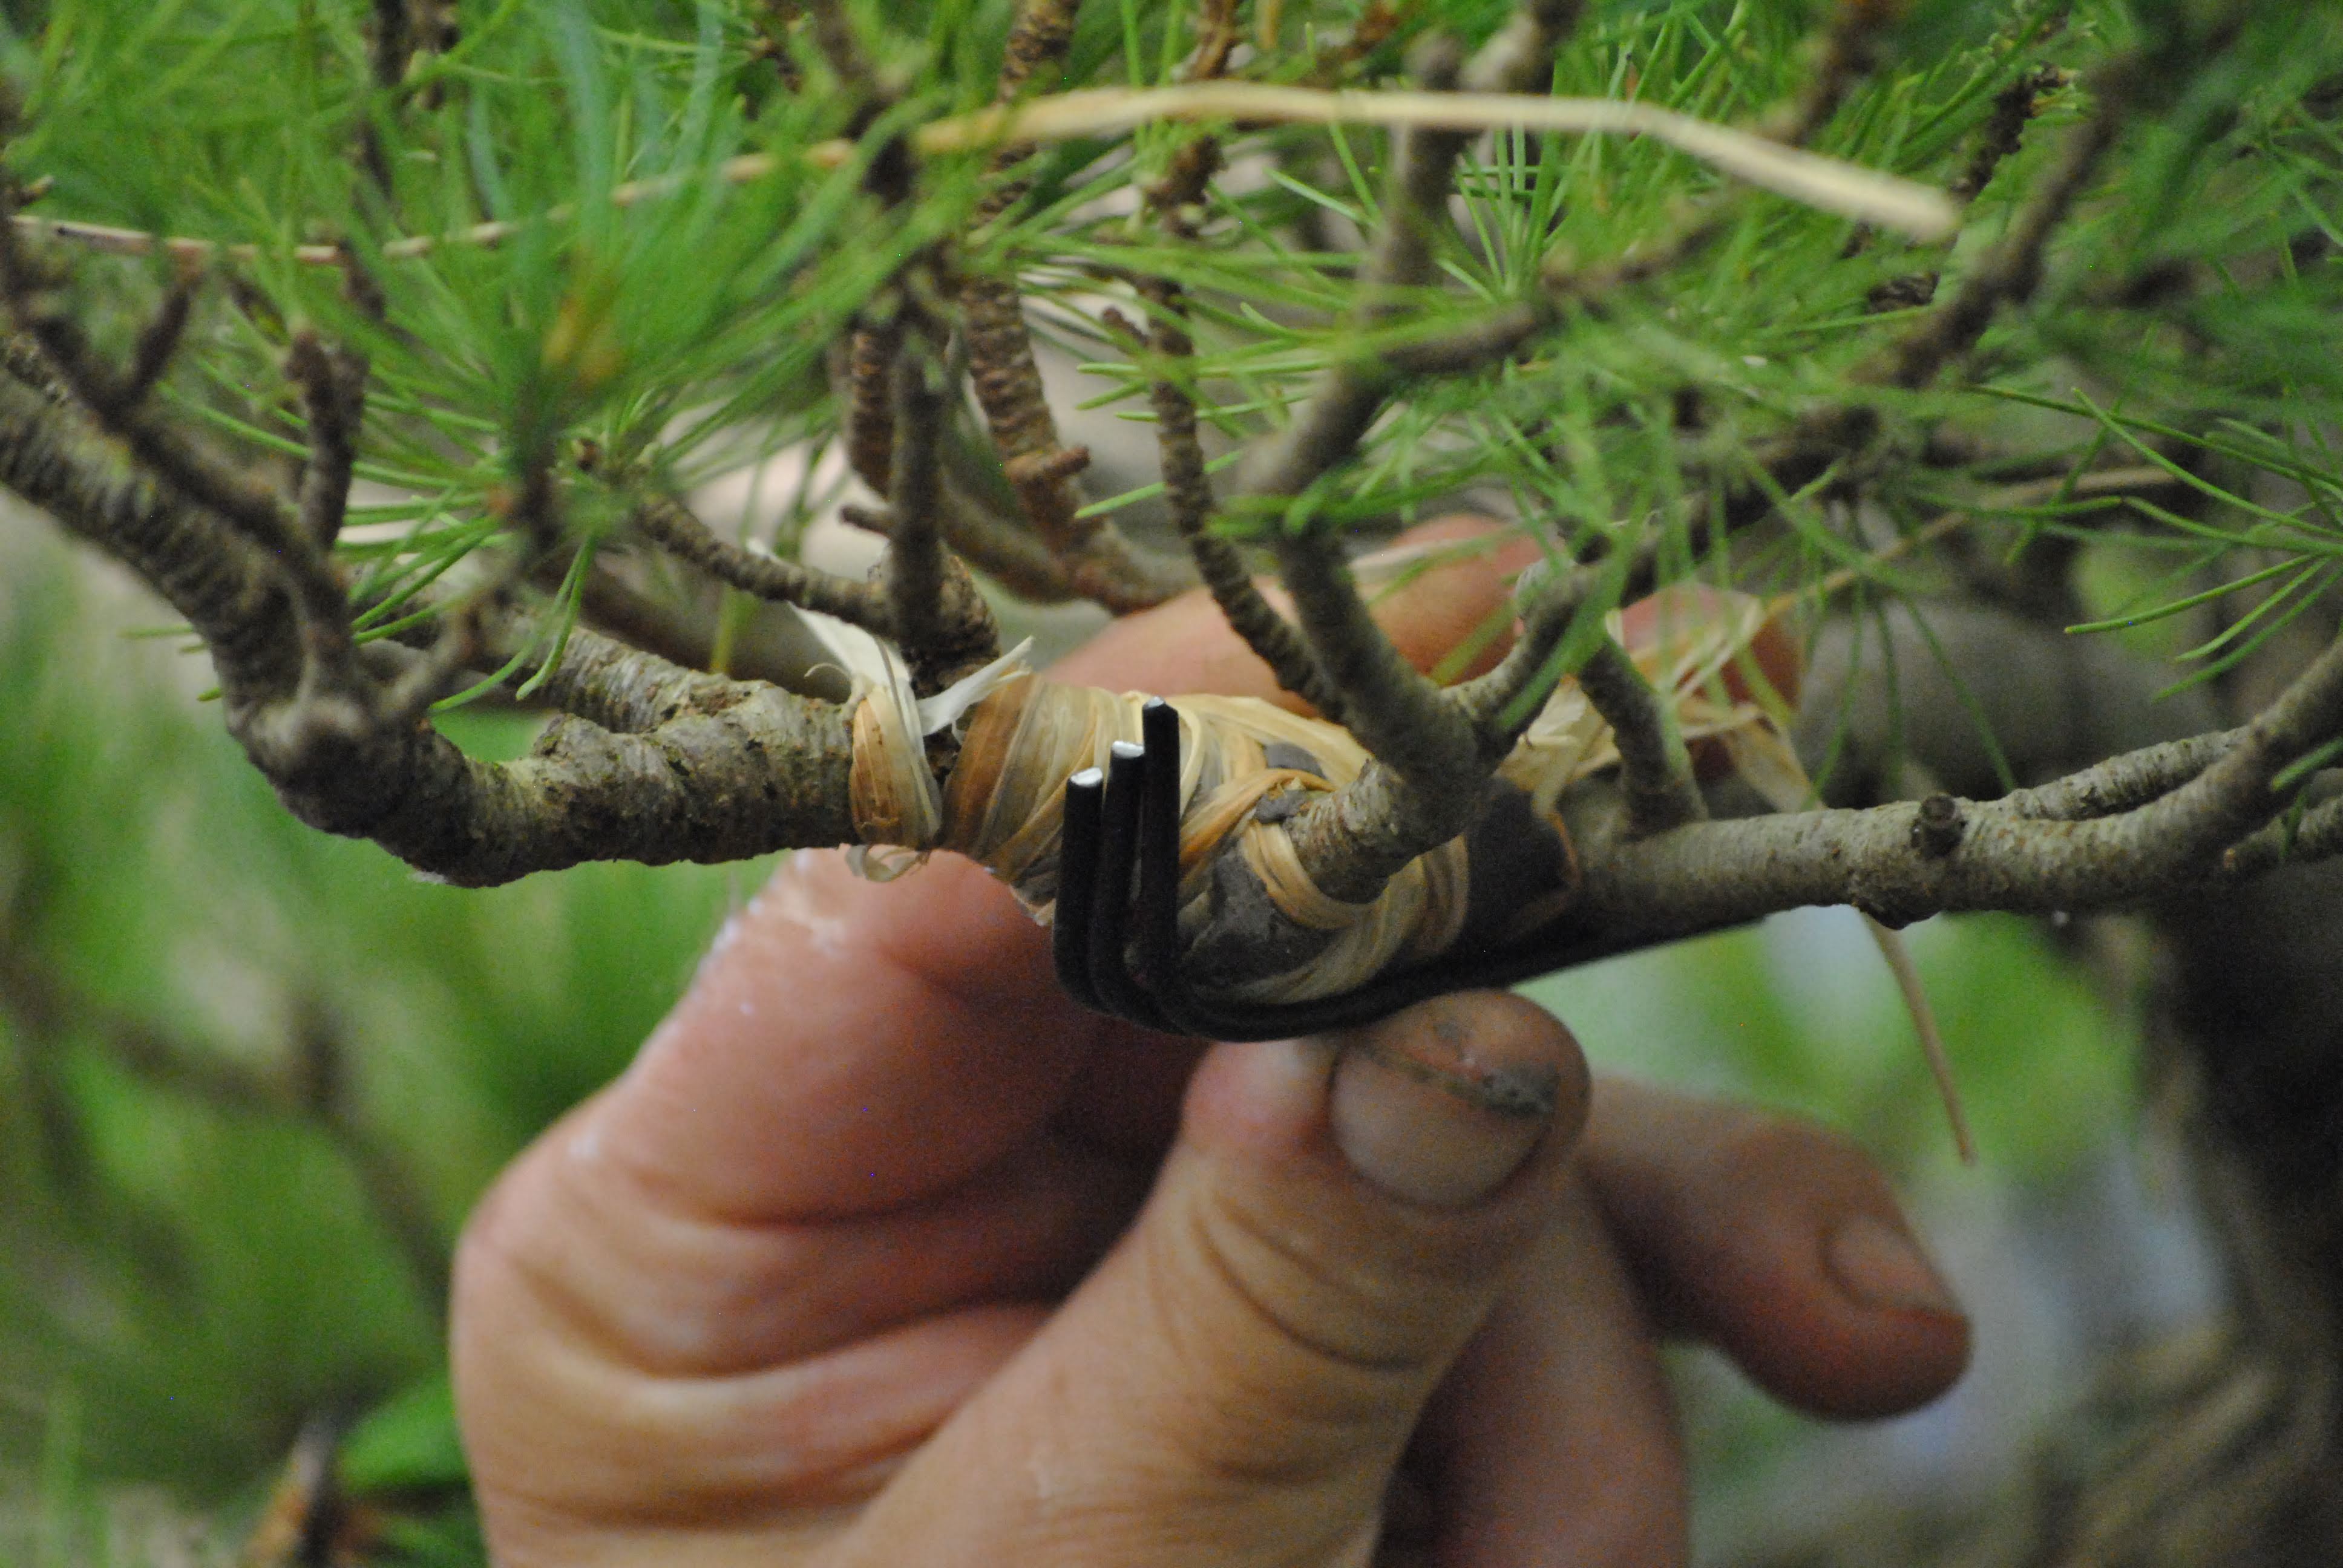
0, 229, 350, 645
1130, 288, 1345, 717
1565, 624, 2343, 940
1578, 637, 1706, 837
0, 356, 859, 885
844, 488, 1078, 603
843, 318, 901, 494
1882, 57, 2134, 389
284, 329, 365, 551
629, 491, 893, 634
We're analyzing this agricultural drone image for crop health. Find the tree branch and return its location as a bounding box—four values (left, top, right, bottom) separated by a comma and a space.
1560, 624, 2343, 940
629, 491, 892, 633
952, 0, 1197, 613
1578, 636, 1706, 836
284, 328, 365, 551
0, 228, 350, 645
1882, 57, 2132, 389
0, 356, 860, 886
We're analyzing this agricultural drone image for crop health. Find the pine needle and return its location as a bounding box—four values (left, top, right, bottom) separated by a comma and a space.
1863, 914, 1978, 1165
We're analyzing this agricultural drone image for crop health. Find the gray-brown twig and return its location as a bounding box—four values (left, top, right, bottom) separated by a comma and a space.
630, 491, 893, 634
1578, 636, 1706, 836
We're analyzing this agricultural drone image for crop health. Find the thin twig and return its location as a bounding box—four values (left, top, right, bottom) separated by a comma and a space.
950, 0, 1198, 615
1118, 103, 1340, 714
884, 348, 950, 665
1127, 292, 1345, 716
844, 318, 902, 493
1948, 64, 2069, 202
1882, 59, 2132, 388
120, 273, 196, 409
285, 330, 366, 550
1238, 36, 1483, 788
631, 492, 894, 633
1578, 636, 1706, 836
2221, 790, 2343, 882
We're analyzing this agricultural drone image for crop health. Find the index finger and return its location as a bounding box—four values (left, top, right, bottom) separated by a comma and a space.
592, 517, 1532, 1224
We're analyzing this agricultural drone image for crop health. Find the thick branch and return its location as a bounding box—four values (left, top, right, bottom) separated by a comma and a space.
0, 361, 860, 886
1562, 626, 2343, 939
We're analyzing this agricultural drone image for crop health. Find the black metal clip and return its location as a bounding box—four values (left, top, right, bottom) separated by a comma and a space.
1052, 698, 1567, 1041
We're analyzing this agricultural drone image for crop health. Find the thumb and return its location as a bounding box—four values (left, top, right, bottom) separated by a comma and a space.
847, 993, 1588, 1568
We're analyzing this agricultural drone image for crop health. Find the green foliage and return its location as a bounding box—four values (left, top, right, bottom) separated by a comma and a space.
0, 537, 768, 1559
0, 0, 2333, 688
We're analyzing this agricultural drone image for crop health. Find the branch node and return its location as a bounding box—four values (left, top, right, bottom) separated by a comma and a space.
1910, 792, 1967, 858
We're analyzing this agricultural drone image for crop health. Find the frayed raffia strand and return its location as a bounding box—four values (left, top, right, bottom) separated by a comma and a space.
804, 611, 1031, 878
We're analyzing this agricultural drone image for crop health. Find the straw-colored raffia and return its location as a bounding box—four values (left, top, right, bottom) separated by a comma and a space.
837, 591, 1797, 1004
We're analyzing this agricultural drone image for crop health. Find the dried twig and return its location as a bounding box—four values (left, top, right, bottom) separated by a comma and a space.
10, 80, 1959, 267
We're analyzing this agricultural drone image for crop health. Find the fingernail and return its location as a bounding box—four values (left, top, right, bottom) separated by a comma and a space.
1825, 1215, 1962, 1321
1328, 997, 1565, 1210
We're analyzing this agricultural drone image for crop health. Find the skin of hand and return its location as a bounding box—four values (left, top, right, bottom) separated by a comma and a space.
450, 520, 1971, 1567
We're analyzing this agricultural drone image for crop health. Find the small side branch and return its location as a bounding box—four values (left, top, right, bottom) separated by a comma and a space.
2010, 726, 2244, 821
0, 226, 350, 641
1948, 64, 2069, 202
884, 351, 949, 659
953, 0, 1200, 613
1578, 637, 1705, 837
1124, 287, 1343, 717
285, 330, 367, 550
1883, 59, 2131, 389
845, 488, 1078, 603
878, 346, 1006, 695
844, 318, 902, 493
630, 492, 893, 634
1453, 555, 1602, 751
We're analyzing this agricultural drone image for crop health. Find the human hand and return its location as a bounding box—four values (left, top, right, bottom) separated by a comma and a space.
451, 521, 1970, 1566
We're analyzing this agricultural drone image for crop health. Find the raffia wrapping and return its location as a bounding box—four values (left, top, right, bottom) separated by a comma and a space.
841, 592, 1800, 1004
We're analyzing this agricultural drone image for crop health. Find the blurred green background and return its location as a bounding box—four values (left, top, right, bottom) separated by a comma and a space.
0, 516, 2202, 1566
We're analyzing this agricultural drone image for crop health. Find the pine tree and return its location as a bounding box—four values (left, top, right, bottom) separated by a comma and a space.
3, 2, 2343, 1555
